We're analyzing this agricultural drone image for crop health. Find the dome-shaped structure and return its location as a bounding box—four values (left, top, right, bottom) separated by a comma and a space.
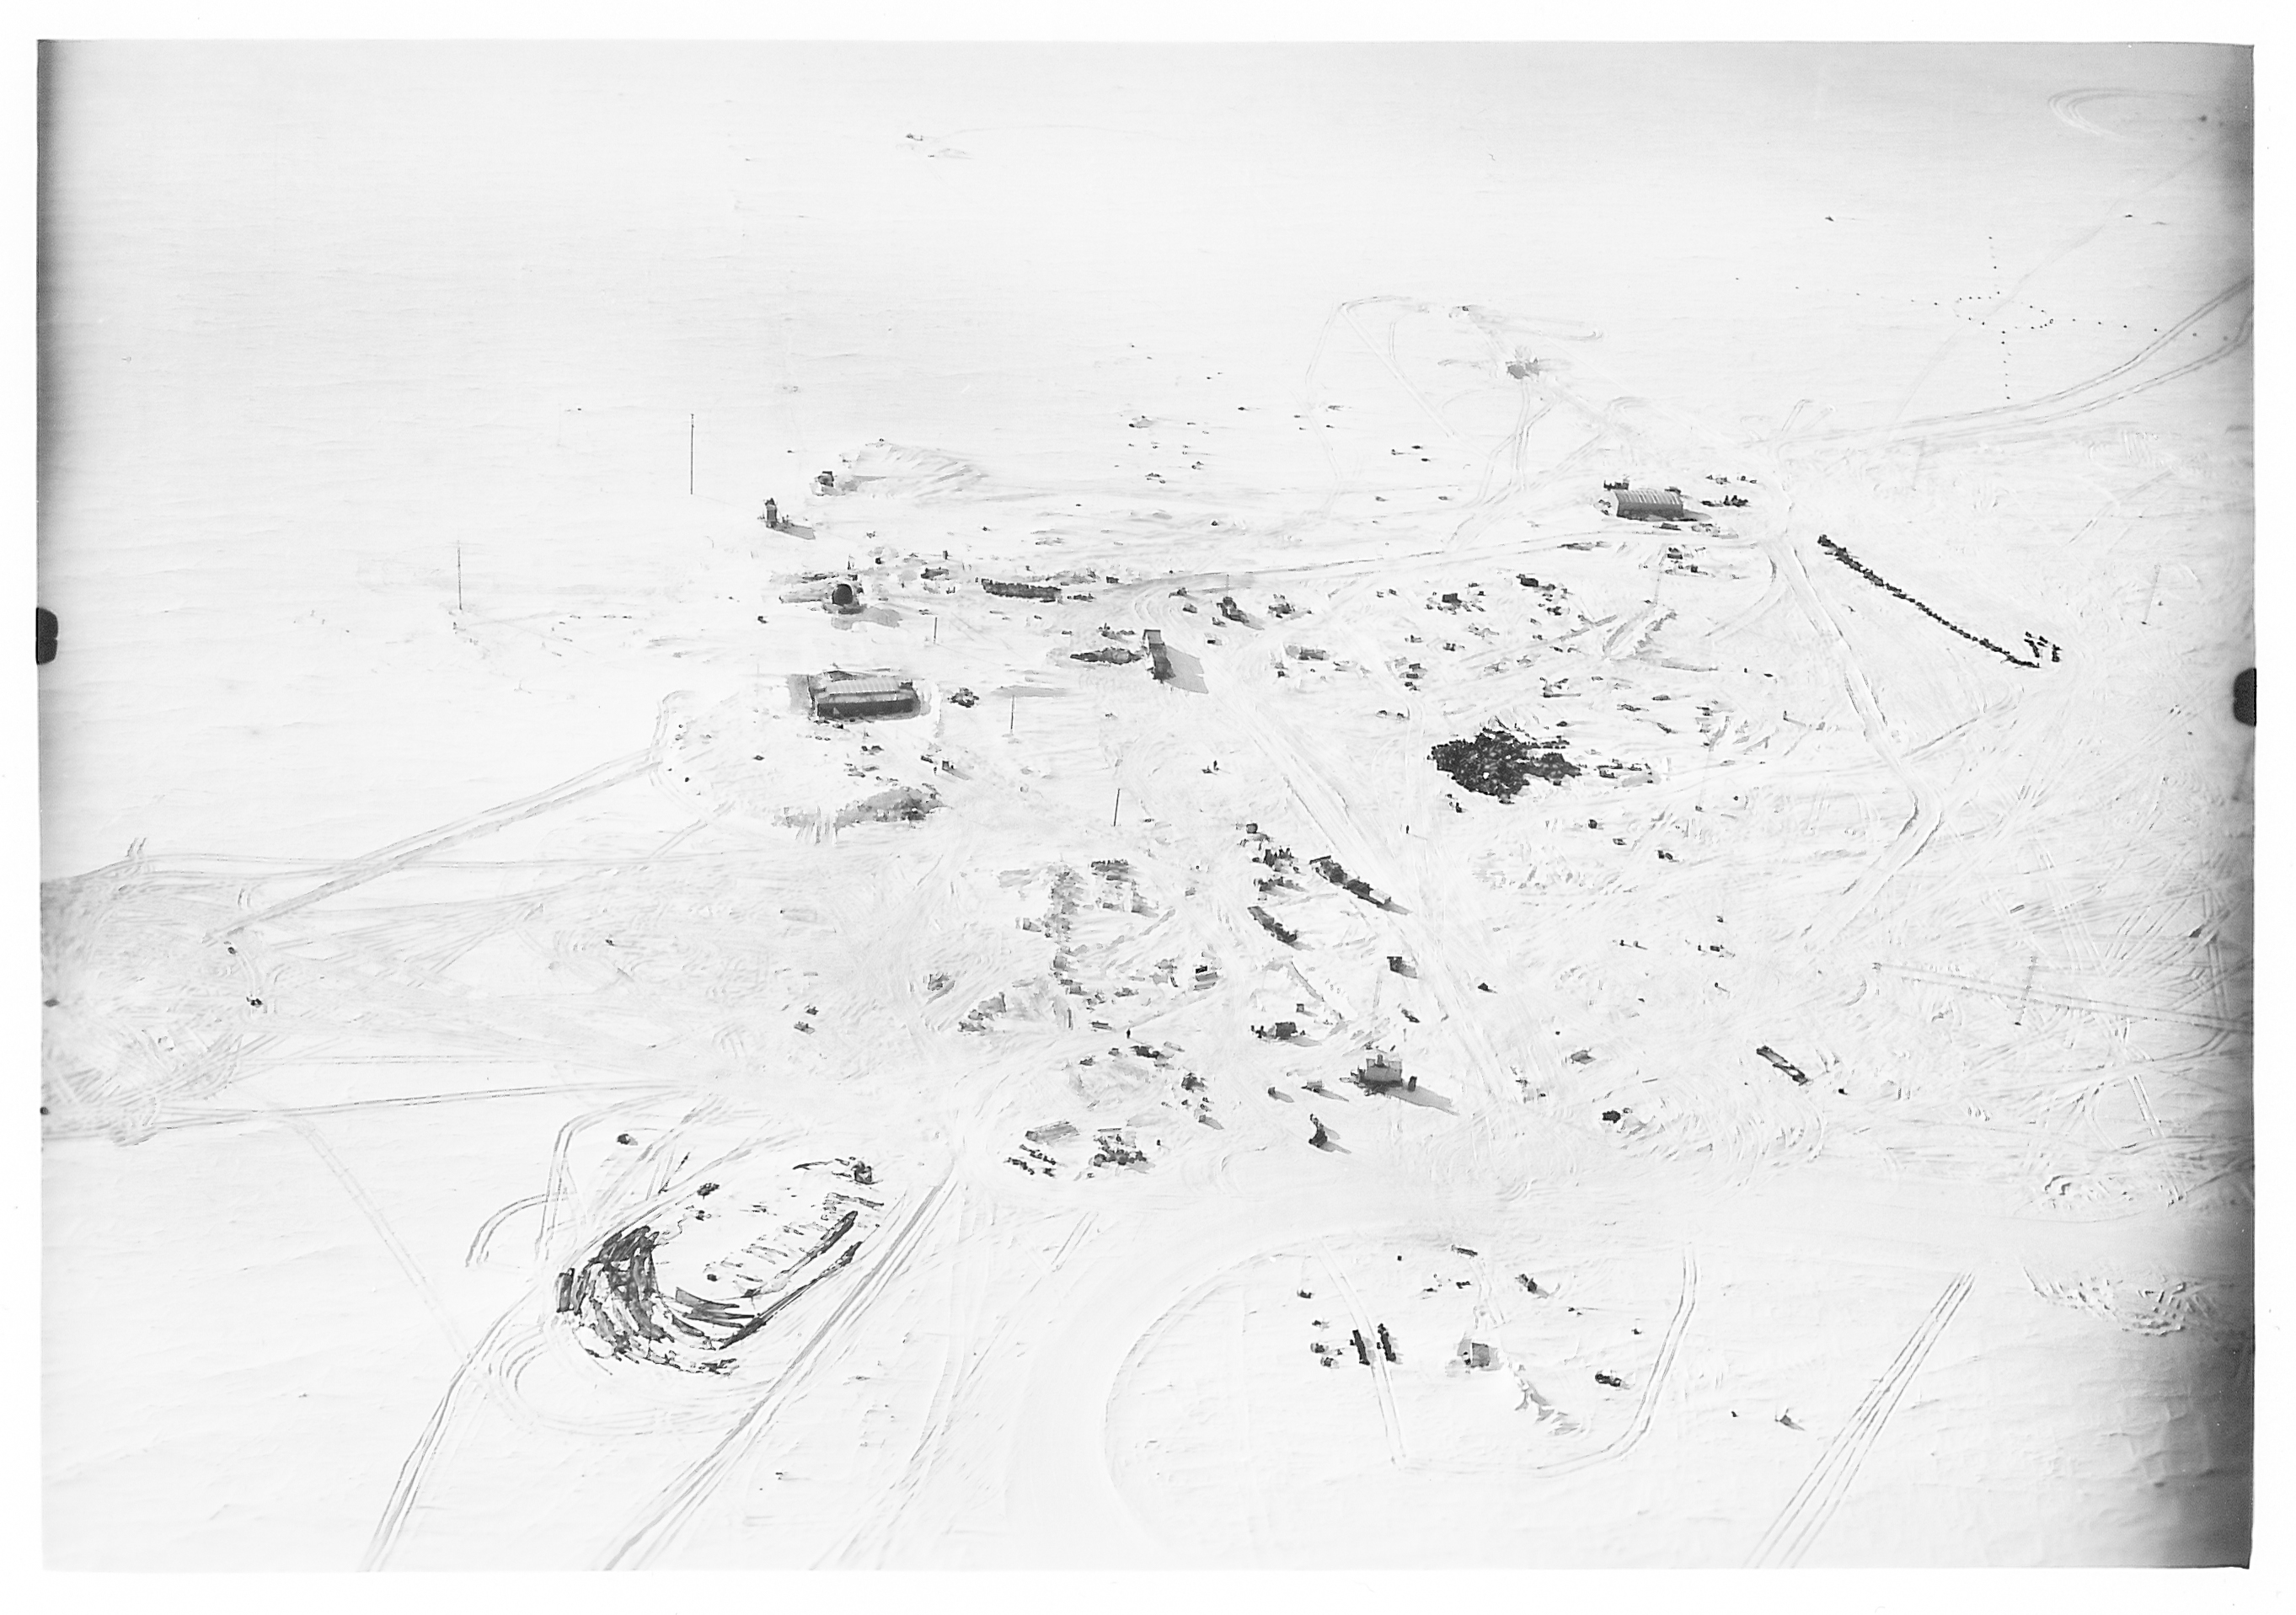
1613, 488, 1687, 521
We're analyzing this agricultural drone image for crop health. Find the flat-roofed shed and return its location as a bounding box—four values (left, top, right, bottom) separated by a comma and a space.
812, 676, 920, 720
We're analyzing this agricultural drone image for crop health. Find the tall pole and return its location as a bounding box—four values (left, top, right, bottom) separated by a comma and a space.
1111, 787, 1122, 827
688, 414, 696, 495
456, 546, 463, 612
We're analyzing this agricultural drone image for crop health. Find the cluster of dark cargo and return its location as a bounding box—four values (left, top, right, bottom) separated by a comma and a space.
1430, 725, 1582, 800
1089, 1129, 1149, 1169
1005, 1139, 1062, 1175
1244, 827, 1299, 883
1310, 853, 1400, 910
979, 577, 1062, 602
1816, 536, 2051, 668
1249, 906, 1301, 946
1309, 1323, 1399, 1368
1755, 1045, 1811, 1085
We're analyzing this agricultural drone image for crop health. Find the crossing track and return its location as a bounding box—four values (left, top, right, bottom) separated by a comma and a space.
1745, 1270, 1976, 1567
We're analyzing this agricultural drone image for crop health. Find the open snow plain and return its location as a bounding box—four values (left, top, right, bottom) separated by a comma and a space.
40, 45, 2253, 1568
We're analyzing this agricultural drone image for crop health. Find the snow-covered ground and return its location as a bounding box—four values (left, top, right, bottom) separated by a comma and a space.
39, 43, 2253, 1568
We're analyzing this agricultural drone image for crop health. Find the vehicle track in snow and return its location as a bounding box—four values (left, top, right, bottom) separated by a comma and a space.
1314, 1241, 1409, 1467
1745, 1269, 1975, 1567
1524, 1243, 1699, 1479
1739, 495, 1945, 947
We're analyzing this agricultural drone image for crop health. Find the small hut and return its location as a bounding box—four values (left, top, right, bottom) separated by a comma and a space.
1353, 1051, 1410, 1093
1613, 488, 1687, 521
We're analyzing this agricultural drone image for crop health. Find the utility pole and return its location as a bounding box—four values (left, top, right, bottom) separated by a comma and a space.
456, 545, 463, 612
1111, 787, 1122, 826
688, 414, 696, 495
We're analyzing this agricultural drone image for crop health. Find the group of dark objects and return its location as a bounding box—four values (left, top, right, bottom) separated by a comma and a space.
1307, 1321, 1397, 1368
756, 479, 838, 531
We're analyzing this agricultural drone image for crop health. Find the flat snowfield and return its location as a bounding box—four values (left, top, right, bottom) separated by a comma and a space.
39, 44, 2253, 1569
